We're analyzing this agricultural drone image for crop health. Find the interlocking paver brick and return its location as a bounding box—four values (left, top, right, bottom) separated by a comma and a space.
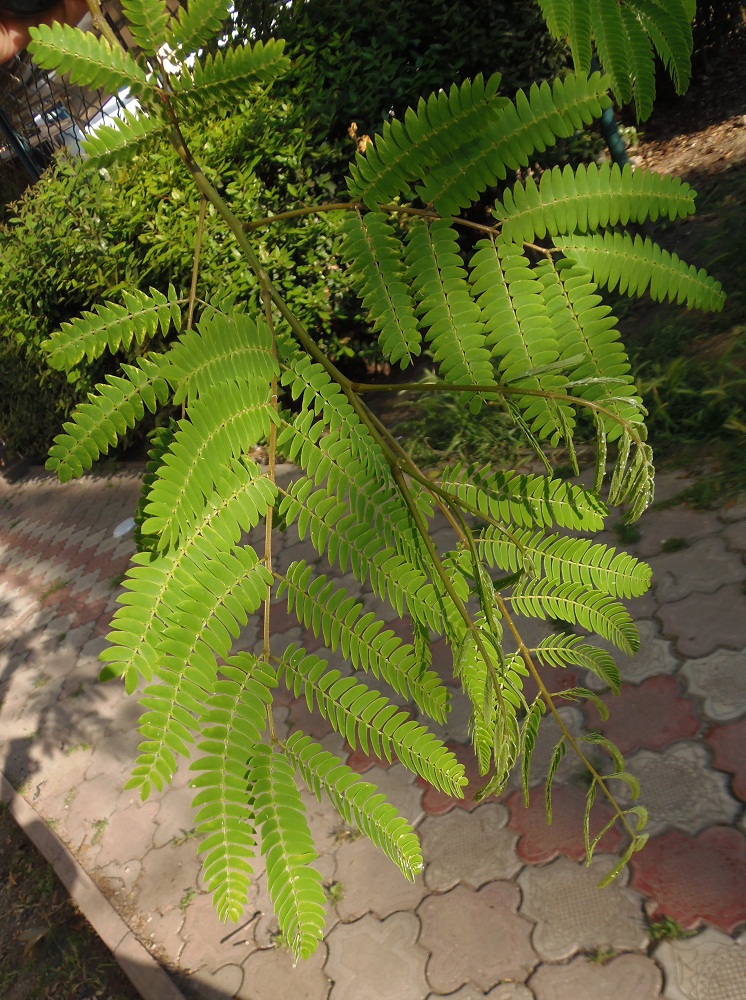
656, 929, 746, 1000
722, 519, 746, 553
325, 912, 426, 1000
584, 676, 700, 754
630, 827, 746, 932
428, 986, 534, 1000
505, 707, 587, 794
236, 943, 331, 1000
518, 855, 648, 961
632, 507, 721, 557
419, 881, 537, 994
657, 584, 746, 658
334, 836, 427, 922
706, 716, 746, 801
619, 743, 739, 835
179, 891, 257, 974
423, 688, 473, 743
420, 803, 521, 891
647, 536, 744, 602
131, 840, 201, 922
529, 953, 663, 999
418, 741, 483, 815
506, 783, 624, 863
363, 762, 424, 826
682, 648, 746, 721
188, 963, 244, 1000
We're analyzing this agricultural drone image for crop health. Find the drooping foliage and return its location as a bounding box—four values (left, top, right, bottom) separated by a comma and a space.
28, 0, 717, 960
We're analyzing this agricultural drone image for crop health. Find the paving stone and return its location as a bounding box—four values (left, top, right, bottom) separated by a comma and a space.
287, 695, 335, 739
657, 584, 746, 658
518, 855, 648, 961
584, 676, 700, 754
93, 858, 141, 899
241, 942, 331, 1000
682, 648, 746, 721
325, 912, 426, 1000
333, 835, 427, 922
530, 953, 663, 1000
583, 619, 679, 690
706, 716, 746, 801
420, 803, 521, 891
633, 507, 721, 558
647, 536, 745, 602
428, 986, 534, 1000
153, 783, 198, 849
619, 743, 740, 836
630, 827, 746, 932
506, 783, 624, 864
180, 890, 257, 973
188, 963, 244, 1000
719, 499, 746, 524
132, 839, 201, 921
423, 687, 474, 743
657, 928, 746, 1000
419, 881, 537, 993
722, 519, 746, 553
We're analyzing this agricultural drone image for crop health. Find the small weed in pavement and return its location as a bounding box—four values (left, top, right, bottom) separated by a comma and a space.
648, 916, 697, 943
661, 536, 689, 552
324, 881, 345, 905
586, 947, 617, 965
180, 886, 197, 911
613, 521, 642, 545
38, 579, 69, 602
90, 819, 108, 846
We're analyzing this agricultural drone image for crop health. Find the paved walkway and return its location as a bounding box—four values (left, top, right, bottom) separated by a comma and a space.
1, 463, 745, 1000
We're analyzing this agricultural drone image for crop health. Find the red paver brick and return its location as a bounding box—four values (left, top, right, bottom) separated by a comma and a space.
584, 676, 700, 754
287, 694, 334, 739
520, 666, 580, 705
345, 744, 394, 773
506, 783, 624, 864
630, 828, 746, 932
706, 717, 746, 802
417, 742, 483, 815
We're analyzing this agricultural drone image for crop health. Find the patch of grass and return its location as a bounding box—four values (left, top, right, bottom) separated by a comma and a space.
613, 520, 642, 545
324, 880, 345, 905
38, 578, 70, 602
172, 827, 199, 847
661, 536, 689, 552
648, 916, 697, 943
179, 886, 197, 912
90, 819, 108, 846
332, 824, 363, 845
586, 946, 617, 965
32, 673, 50, 689
63, 789, 77, 809
56, 632, 67, 643
63, 743, 89, 756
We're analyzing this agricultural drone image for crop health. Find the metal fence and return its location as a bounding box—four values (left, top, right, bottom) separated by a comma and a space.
0, 0, 180, 206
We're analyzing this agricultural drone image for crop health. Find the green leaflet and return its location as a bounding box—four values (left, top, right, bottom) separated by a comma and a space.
277, 561, 450, 722
473, 526, 651, 599
190, 655, 275, 922
46, 357, 170, 482
126, 548, 272, 796
120, 0, 170, 56
43, 285, 180, 370
347, 73, 506, 208
554, 231, 725, 311
406, 218, 497, 410
142, 379, 274, 550
170, 39, 291, 114
534, 256, 644, 441
284, 732, 423, 878
164, 311, 279, 406
78, 109, 171, 168
506, 579, 639, 654
166, 0, 231, 56
494, 163, 696, 246
278, 643, 468, 797
28, 22, 153, 98
249, 744, 326, 960
101, 465, 276, 691
439, 464, 607, 532
341, 211, 421, 368
470, 238, 573, 440
418, 72, 611, 216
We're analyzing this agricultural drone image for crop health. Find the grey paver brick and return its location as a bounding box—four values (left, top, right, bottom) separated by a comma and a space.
518, 855, 648, 962
188, 962, 244, 1000
325, 912, 426, 1000
113, 930, 187, 1000
239, 942, 330, 1000
530, 953, 663, 999
657, 929, 746, 1000
420, 803, 521, 891
506, 706, 586, 792
657, 584, 746, 658
131, 840, 201, 920
647, 536, 745, 602
153, 783, 198, 849
682, 648, 746, 721
179, 891, 257, 974
361, 762, 425, 827
619, 742, 740, 835
428, 987, 535, 1000
334, 836, 427, 922
633, 507, 721, 557
419, 881, 537, 994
